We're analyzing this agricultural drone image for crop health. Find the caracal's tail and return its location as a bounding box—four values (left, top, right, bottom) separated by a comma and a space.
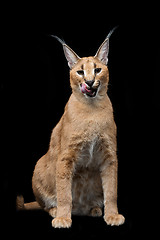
16, 195, 42, 210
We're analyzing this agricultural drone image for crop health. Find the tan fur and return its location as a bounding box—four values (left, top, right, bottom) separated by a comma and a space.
17, 33, 125, 228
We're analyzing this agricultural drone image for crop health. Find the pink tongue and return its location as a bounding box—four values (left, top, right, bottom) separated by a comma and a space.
81, 83, 92, 94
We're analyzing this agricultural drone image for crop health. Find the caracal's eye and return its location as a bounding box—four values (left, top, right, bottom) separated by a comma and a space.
77, 70, 84, 76
94, 68, 102, 74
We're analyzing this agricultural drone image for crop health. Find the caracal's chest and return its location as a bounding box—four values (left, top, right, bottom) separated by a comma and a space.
62, 95, 114, 169
71, 117, 110, 169
76, 135, 104, 169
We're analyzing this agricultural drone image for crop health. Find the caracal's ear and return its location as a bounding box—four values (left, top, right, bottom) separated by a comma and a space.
94, 26, 118, 65
51, 35, 80, 69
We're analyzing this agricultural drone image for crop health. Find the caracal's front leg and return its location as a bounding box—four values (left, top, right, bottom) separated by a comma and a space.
100, 147, 125, 226
52, 154, 74, 228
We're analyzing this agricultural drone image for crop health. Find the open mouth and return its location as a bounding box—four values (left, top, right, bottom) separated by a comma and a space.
80, 83, 98, 98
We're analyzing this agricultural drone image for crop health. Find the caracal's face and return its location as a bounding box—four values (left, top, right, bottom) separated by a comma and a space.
70, 57, 109, 99
52, 28, 116, 100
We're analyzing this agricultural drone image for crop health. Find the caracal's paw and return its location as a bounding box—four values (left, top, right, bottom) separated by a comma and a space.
52, 217, 72, 228
90, 207, 102, 217
104, 214, 125, 226
49, 207, 57, 218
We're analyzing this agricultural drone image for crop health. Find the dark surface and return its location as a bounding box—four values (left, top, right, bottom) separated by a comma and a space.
2, 2, 159, 239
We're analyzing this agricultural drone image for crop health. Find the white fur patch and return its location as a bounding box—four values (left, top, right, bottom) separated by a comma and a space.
88, 139, 96, 164
43, 195, 56, 209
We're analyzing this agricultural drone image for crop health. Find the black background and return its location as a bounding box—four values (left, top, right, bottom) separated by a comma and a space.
2, 2, 159, 239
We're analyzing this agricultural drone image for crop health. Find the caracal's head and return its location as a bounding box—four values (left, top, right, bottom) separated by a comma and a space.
52, 28, 117, 100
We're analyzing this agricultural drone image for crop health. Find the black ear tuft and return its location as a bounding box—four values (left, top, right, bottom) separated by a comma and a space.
106, 26, 118, 39
50, 35, 66, 45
